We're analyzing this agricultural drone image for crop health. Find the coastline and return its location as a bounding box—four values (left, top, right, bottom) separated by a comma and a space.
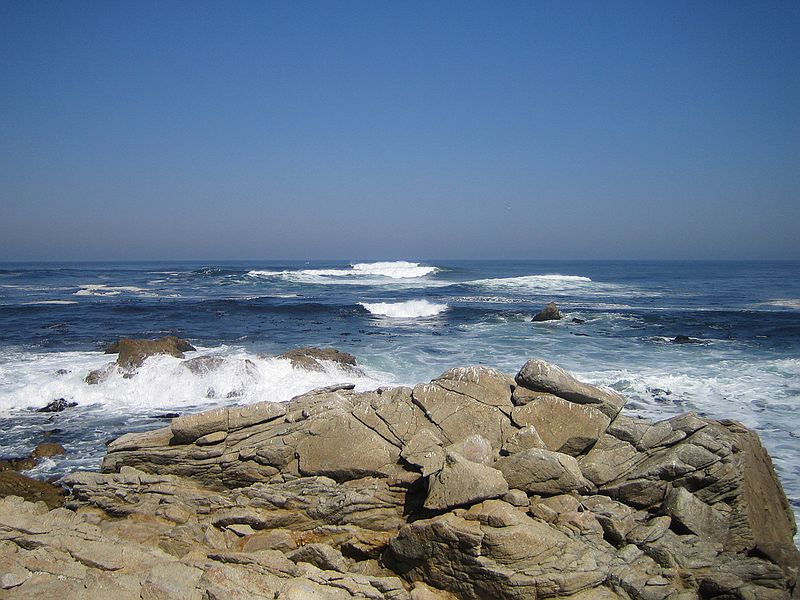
1, 354, 798, 598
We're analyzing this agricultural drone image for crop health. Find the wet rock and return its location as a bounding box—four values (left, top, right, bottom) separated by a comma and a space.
672, 335, 703, 344
278, 347, 360, 372
0, 471, 65, 508
36, 398, 77, 412
31, 443, 66, 459
532, 301, 562, 322
105, 336, 196, 370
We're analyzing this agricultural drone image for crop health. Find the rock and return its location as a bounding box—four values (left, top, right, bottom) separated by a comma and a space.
0, 471, 65, 508
0, 456, 37, 471
31, 443, 66, 458
572, 318, 586, 324
515, 359, 626, 419
511, 394, 610, 456
286, 543, 348, 572
532, 301, 562, 322
105, 336, 196, 370
495, 448, 593, 496
278, 347, 360, 372
36, 398, 77, 412
4, 357, 789, 600
672, 335, 703, 344
423, 451, 508, 511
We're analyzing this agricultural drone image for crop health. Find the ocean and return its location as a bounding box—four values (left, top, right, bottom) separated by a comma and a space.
1, 260, 799, 530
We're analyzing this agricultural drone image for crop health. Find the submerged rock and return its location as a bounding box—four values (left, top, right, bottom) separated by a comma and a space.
0, 358, 797, 599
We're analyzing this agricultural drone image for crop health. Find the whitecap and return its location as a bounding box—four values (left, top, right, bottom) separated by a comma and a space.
360, 299, 448, 318
74, 284, 148, 297
247, 261, 441, 285
22, 300, 79, 305
763, 299, 800, 310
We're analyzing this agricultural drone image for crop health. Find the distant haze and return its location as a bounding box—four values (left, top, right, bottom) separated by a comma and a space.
1, 1, 798, 261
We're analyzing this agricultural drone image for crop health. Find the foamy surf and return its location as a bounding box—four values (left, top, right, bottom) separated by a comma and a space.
359, 299, 448, 318
247, 261, 439, 284
0, 347, 391, 414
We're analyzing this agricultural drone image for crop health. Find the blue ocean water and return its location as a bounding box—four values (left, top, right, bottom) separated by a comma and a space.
1, 260, 799, 527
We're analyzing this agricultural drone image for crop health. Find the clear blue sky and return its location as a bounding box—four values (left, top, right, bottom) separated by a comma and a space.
1, 1, 798, 260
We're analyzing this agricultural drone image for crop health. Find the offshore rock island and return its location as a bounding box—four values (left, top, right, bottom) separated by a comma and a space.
1, 348, 798, 599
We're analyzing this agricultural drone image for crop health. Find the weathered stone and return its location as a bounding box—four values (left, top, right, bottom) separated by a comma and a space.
515, 359, 625, 419
423, 452, 508, 511
511, 394, 610, 456
495, 448, 593, 496
400, 430, 444, 476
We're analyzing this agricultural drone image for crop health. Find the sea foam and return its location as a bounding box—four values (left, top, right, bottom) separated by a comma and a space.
359, 299, 448, 318
247, 261, 438, 284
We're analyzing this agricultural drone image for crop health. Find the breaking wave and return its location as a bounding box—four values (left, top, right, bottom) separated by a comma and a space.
359, 300, 448, 318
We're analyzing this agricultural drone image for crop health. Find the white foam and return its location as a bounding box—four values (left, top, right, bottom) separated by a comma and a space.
74, 284, 148, 297
472, 274, 593, 290
351, 261, 437, 278
247, 261, 439, 285
22, 300, 78, 305
0, 347, 391, 413
763, 299, 800, 310
360, 300, 448, 318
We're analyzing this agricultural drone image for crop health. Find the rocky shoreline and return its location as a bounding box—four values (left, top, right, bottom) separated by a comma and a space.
1, 348, 798, 598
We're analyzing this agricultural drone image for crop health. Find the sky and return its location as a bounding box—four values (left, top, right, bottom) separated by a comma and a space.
1, 1, 798, 261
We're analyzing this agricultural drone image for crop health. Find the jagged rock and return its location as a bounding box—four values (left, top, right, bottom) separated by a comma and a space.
36, 398, 77, 412
515, 359, 626, 419
278, 347, 360, 372
532, 301, 562, 322
106, 336, 196, 370
423, 451, 508, 511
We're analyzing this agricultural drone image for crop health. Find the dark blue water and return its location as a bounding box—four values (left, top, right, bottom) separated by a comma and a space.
1, 260, 799, 532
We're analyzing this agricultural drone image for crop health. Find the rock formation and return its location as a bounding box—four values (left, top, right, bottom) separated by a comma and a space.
2, 358, 798, 598
533, 302, 562, 322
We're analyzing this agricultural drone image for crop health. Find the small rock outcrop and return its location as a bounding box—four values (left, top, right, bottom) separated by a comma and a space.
278, 346, 361, 372
1, 358, 797, 599
85, 336, 197, 384
106, 335, 196, 369
532, 301, 562, 322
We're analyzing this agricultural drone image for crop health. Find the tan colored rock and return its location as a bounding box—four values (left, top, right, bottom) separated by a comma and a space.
423, 452, 508, 511
515, 359, 625, 419
495, 448, 593, 496
511, 394, 610, 456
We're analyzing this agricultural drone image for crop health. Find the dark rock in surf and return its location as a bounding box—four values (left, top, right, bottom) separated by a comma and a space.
36, 398, 77, 412
672, 335, 703, 344
105, 336, 196, 370
532, 301, 562, 322
572, 317, 586, 324
278, 346, 361, 373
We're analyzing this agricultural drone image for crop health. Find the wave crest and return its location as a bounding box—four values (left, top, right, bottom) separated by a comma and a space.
247, 261, 439, 284
360, 299, 448, 318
